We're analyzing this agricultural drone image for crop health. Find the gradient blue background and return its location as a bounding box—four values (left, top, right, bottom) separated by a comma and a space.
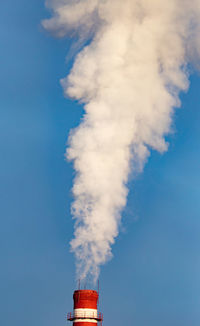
1, 1, 200, 325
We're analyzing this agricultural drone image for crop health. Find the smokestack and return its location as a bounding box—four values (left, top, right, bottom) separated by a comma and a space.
67, 290, 103, 326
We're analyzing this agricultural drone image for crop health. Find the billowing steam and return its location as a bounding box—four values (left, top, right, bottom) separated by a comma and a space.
43, 0, 200, 282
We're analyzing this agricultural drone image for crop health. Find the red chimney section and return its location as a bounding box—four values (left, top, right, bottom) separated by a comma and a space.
67, 290, 103, 326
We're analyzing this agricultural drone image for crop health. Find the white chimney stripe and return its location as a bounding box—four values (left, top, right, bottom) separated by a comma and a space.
74, 308, 97, 318
73, 319, 97, 323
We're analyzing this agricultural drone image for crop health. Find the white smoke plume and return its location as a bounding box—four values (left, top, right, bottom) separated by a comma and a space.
43, 0, 200, 282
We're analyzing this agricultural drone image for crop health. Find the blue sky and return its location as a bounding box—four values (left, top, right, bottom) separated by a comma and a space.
1, 1, 200, 325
